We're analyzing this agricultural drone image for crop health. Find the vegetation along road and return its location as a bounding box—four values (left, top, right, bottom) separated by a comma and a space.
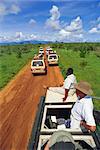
0, 43, 100, 149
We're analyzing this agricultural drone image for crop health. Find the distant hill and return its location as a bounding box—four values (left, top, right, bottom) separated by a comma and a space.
0, 40, 51, 46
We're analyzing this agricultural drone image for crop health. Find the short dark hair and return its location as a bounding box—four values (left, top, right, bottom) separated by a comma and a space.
50, 141, 75, 150
66, 68, 73, 76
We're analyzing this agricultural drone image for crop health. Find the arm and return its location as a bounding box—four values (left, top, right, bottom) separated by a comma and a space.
63, 77, 71, 101
80, 121, 96, 132
80, 99, 96, 132
63, 89, 69, 101
44, 142, 49, 150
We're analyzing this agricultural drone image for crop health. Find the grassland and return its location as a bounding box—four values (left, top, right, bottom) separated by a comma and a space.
0, 43, 100, 109
50, 43, 100, 110
0, 44, 39, 89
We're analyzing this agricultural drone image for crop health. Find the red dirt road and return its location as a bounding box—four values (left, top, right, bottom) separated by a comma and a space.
0, 57, 64, 150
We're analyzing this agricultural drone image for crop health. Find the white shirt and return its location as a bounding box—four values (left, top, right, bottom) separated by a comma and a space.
70, 96, 96, 129
64, 74, 77, 89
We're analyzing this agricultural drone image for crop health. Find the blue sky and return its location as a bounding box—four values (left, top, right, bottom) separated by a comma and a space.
0, 0, 100, 42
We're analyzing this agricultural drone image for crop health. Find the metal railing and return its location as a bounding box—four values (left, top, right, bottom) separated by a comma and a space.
28, 95, 100, 150
92, 96, 100, 100
28, 96, 45, 150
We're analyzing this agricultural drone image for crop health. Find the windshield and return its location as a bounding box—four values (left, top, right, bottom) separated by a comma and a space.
49, 55, 57, 59
32, 61, 43, 66
49, 50, 53, 53
40, 49, 43, 51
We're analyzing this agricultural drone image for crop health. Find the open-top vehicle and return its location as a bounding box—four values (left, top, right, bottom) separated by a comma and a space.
28, 87, 100, 150
31, 59, 47, 75
39, 47, 44, 55
48, 53, 59, 65
46, 47, 54, 56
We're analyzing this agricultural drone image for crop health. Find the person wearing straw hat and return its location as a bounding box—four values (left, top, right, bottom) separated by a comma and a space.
70, 81, 96, 132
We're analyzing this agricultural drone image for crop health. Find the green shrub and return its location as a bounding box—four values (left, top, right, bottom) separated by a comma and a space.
16, 48, 22, 58
79, 45, 87, 58
0, 49, 4, 55
7, 47, 12, 55
95, 50, 100, 58
80, 60, 88, 69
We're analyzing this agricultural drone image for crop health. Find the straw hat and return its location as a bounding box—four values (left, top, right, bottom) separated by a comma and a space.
74, 81, 93, 95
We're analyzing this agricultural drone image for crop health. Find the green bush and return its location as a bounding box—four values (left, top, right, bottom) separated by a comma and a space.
0, 44, 38, 89
80, 60, 88, 69
79, 45, 87, 58
95, 49, 100, 58
7, 47, 12, 55
16, 48, 22, 58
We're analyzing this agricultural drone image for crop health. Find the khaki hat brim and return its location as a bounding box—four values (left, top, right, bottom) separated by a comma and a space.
75, 84, 93, 95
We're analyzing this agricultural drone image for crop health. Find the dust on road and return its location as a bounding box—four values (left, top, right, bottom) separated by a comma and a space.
0, 54, 64, 150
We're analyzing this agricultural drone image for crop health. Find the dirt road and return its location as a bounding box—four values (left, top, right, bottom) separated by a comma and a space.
0, 54, 64, 150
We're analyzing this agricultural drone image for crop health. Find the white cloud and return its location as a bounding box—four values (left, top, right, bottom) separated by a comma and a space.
59, 29, 71, 38
0, 32, 37, 43
73, 34, 83, 38
97, 17, 100, 22
0, 3, 7, 16
50, 5, 60, 20
45, 5, 61, 30
89, 17, 100, 34
65, 16, 83, 32
15, 32, 23, 39
90, 16, 100, 27
98, 23, 100, 29
89, 27, 100, 34
58, 16, 83, 41
29, 34, 37, 40
9, 4, 21, 15
37, 32, 57, 41
0, 36, 8, 42
0, 3, 20, 16
46, 20, 60, 30
29, 19, 36, 26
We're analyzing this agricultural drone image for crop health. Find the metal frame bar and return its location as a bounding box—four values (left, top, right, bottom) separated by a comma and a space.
37, 134, 96, 150
41, 104, 73, 131
28, 96, 45, 150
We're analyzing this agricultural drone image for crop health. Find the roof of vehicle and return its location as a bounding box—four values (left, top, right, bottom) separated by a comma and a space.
45, 88, 77, 103
48, 53, 58, 56
48, 51, 55, 54
32, 59, 44, 62
40, 48, 43, 49
46, 47, 52, 51
50, 52, 57, 54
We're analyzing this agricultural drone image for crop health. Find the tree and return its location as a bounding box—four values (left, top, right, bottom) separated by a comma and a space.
79, 45, 87, 58
16, 47, 22, 58
7, 47, 12, 55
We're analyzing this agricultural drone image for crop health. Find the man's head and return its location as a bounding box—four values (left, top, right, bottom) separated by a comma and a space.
66, 68, 73, 76
76, 89, 86, 99
75, 81, 93, 98
50, 142, 75, 150
44, 131, 76, 150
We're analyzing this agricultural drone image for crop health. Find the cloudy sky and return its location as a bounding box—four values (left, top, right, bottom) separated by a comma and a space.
0, 0, 100, 42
